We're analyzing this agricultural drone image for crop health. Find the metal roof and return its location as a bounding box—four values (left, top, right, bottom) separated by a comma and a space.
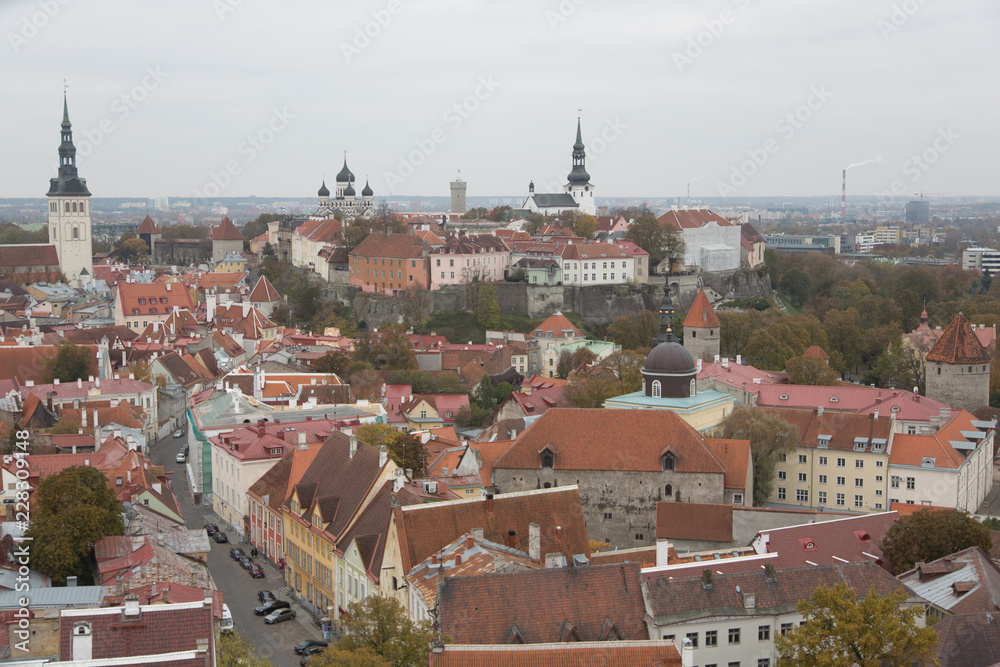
0, 585, 107, 609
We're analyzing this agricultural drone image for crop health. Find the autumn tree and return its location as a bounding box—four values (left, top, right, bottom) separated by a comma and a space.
314, 352, 350, 377
42, 341, 92, 384
721, 409, 799, 506
606, 311, 658, 351
625, 214, 667, 269
475, 283, 500, 330
573, 214, 598, 239
333, 595, 435, 667
785, 356, 839, 386
565, 351, 643, 408
349, 366, 383, 403
879, 509, 992, 574
776, 584, 939, 667
26, 466, 124, 585
310, 647, 389, 667
216, 630, 274, 667
865, 337, 917, 390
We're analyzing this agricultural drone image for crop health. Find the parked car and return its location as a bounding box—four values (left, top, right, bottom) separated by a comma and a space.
213, 531, 229, 543
249, 563, 265, 578
294, 640, 328, 655
205, 524, 218, 537
254, 600, 290, 616
175, 451, 186, 464
220, 603, 234, 635
238, 556, 252, 570
264, 608, 296, 624
173, 429, 184, 438
229, 547, 246, 561
257, 590, 276, 604
300, 645, 325, 665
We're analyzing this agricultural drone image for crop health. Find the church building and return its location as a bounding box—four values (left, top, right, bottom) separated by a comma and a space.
315, 154, 375, 219
521, 118, 597, 217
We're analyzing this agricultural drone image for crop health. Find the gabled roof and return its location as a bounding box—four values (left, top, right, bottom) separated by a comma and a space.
933, 612, 1000, 667
926, 312, 992, 364
705, 438, 750, 489
394, 486, 589, 574
888, 410, 986, 470
657, 208, 733, 229
248, 275, 281, 303
754, 385, 949, 423
0, 344, 100, 385
754, 511, 899, 569
532, 312, 582, 339
681, 291, 720, 329
439, 563, 647, 644
750, 406, 894, 452
0, 244, 60, 269
897, 546, 1000, 615
802, 345, 830, 360
211, 216, 243, 240
117, 282, 195, 317
495, 409, 727, 474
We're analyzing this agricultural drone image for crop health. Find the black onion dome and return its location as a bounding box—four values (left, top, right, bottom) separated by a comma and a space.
318, 180, 330, 197
361, 180, 373, 197
336, 159, 354, 183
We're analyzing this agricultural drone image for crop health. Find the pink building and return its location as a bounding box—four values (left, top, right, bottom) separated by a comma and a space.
430, 234, 511, 290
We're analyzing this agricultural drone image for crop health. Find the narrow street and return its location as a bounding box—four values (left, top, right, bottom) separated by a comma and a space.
150, 429, 327, 667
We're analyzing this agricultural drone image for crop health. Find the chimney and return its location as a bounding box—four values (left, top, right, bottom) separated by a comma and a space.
656, 538, 671, 567
471, 527, 484, 540
349, 434, 358, 458
874, 409, 879, 420
123, 595, 141, 617
161, 587, 169, 604
701, 569, 713, 589
764, 563, 777, 582
203, 588, 213, 608
454, 554, 462, 566
681, 638, 694, 667
555, 525, 563, 541
77, 377, 83, 388
737, 354, 742, 365
379, 445, 388, 467
486, 493, 494, 515
66, 576, 78, 587
465, 534, 475, 549
506, 529, 516, 549
528, 522, 541, 560
393, 468, 404, 493
431, 554, 438, 565
817, 406, 824, 417
544, 553, 568, 568
71, 621, 93, 661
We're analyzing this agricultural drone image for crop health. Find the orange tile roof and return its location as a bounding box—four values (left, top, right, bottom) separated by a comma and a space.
117, 283, 195, 318
429, 641, 682, 666
888, 409, 983, 469
682, 290, 720, 329
497, 409, 727, 474
248, 275, 280, 303
349, 233, 426, 259
211, 216, 243, 240
802, 345, 831, 360
532, 313, 581, 338
657, 208, 733, 229
136, 215, 159, 234
889, 501, 953, 516
926, 313, 992, 364
705, 438, 750, 489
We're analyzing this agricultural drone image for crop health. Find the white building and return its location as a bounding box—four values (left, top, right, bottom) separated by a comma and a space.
47, 94, 94, 287
557, 243, 634, 286
522, 119, 597, 217
315, 155, 375, 219
658, 209, 742, 272
962, 247, 1000, 275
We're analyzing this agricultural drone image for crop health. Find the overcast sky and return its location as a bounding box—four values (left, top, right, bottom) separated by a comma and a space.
2, 0, 997, 200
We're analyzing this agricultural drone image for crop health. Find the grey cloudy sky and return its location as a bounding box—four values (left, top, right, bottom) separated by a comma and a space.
2, 0, 997, 200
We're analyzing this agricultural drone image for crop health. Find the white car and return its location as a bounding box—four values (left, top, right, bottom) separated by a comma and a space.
175, 451, 186, 464
172, 430, 184, 439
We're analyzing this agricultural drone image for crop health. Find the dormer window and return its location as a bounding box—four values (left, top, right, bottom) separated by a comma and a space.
661, 452, 676, 472
540, 447, 555, 469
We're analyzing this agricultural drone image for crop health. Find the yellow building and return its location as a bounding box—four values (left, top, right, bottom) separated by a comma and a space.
759, 407, 894, 512
215, 251, 248, 273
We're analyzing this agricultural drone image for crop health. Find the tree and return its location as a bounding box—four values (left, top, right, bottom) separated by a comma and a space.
607, 311, 658, 350
776, 584, 939, 667
314, 352, 350, 377
461, 207, 490, 220
42, 341, 92, 384
333, 595, 435, 667
780, 267, 813, 307
472, 374, 498, 412
349, 367, 383, 403
310, 647, 389, 667
879, 509, 992, 574
865, 337, 917, 390
574, 214, 598, 239
26, 466, 124, 585
555, 350, 573, 379
115, 237, 150, 264
390, 433, 426, 477
625, 214, 667, 269
786, 356, 839, 386
721, 409, 799, 506
343, 220, 371, 253
216, 630, 274, 667
661, 223, 686, 269
475, 284, 500, 330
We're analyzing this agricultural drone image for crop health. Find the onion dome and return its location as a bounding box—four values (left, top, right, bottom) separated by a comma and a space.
318, 179, 330, 197
336, 157, 354, 183
361, 179, 373, 197
344, 183, 356, 197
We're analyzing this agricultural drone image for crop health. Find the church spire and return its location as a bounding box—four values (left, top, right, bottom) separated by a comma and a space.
567, 116, 590, 185
655, 282, 676, 345
48, 91, 90, 196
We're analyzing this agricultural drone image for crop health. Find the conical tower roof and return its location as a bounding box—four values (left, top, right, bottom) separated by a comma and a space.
926, 313, 991, 364
136, 215, 159, 235
212, 217, 243, 241
682, 291, 720, 329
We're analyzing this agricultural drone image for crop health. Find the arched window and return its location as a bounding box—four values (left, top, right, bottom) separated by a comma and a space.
662, 452, 675, 471
690, 379, 696, 396
72, 226, 79, 240
541, 451, 554, 469
72, 202, 78, 213
65, 202, 70, 213
691, 330, 697, 338
665, 484, 672, 497
652, 380, 661, 398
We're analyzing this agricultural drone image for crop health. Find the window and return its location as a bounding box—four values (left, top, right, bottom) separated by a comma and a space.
818, 491, 827, 504
541, 451, 554, 469
906, 477, 915, 490
634, 533, 644, 540
651, 380, 661, 398
780, 622, 793, 636
855, 478, 865, 488
875, 475, 883, 482
796, 489, 808, 502
728, 628, 740, 645
836, 476, 845, 486
733, 493, 743, 505
798, 454, 807, 464
855, 459, 864, 469
819, 456, 828, 466
685, 633, 698, 648
855, 494, 864, 508
777, 453, 787, 463
665, 484, 673, 497
798, 473, 807, 482
891, 476, 900, 489
836, 493, 845, 506
837, 458, 846, 467
758, 625, 770, 641
759, 660, 771, 667
818, 474, 827, 484
777, 487, 786, 500
777, 471, 786, 481
661, 453, 675, 471
603, 512, 612, 520
705, 630, 718, 646
875, 489, 883, 496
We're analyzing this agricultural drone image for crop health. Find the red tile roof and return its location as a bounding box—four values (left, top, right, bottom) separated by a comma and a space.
136, 215, 159, 234
532, 312, 582, 338
754, 384, 948, 422
496, 409, 727, 474
926, 313, 992, 364
657, 208, 733, 229
802, 345, 830, 360
0, 345, 100, 384
656, 502, 733, 542
682, 291, 720, 329
439, 563, 647, 644
211, 216, 243, 240
556, 243, 629, 260
350, 233, 427, 259
755, 511, 899, 569
889, 410, 986, 469
705, 438, 750, 489
248, 275, 280, 303
0, 244, 60, 269
750, 406, 894, 452
429, 641, 682, 666
117, 282, 195, 318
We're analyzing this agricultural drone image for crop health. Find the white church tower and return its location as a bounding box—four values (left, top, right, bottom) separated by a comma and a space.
47, 93, 93, 287
565, 117, 596, 216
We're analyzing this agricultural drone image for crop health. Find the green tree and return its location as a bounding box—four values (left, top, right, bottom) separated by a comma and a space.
661, 223, 686, 269
879, 509, 992, 574
555, 350, 573, 379
42, 341, 92, 384
390, 433, 426, 477
26, 466, 124, 585
574, 214, 598, 239
721, 409, 799, 506
461, 207, 490, 220
776, 584, 939, 667
625, 214, 667, 269
117, 237, 150, 264
475, 284, 501, 330
607, 311, 658, 351
216, 630, 273, 667
343, 220, 371, 253
314, 352, 350, 377
779, 267, 813, 307
334, 595, 435, 667
471, 374, 498, 412
865, 338, 917, 390
785, 356, 840, 386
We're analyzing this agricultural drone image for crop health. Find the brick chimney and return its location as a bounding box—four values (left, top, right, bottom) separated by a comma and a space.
486, 493, 494, 515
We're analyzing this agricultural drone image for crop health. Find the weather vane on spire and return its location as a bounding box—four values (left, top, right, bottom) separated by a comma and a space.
63, 78, 68, 93
577, 106, 582, 118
